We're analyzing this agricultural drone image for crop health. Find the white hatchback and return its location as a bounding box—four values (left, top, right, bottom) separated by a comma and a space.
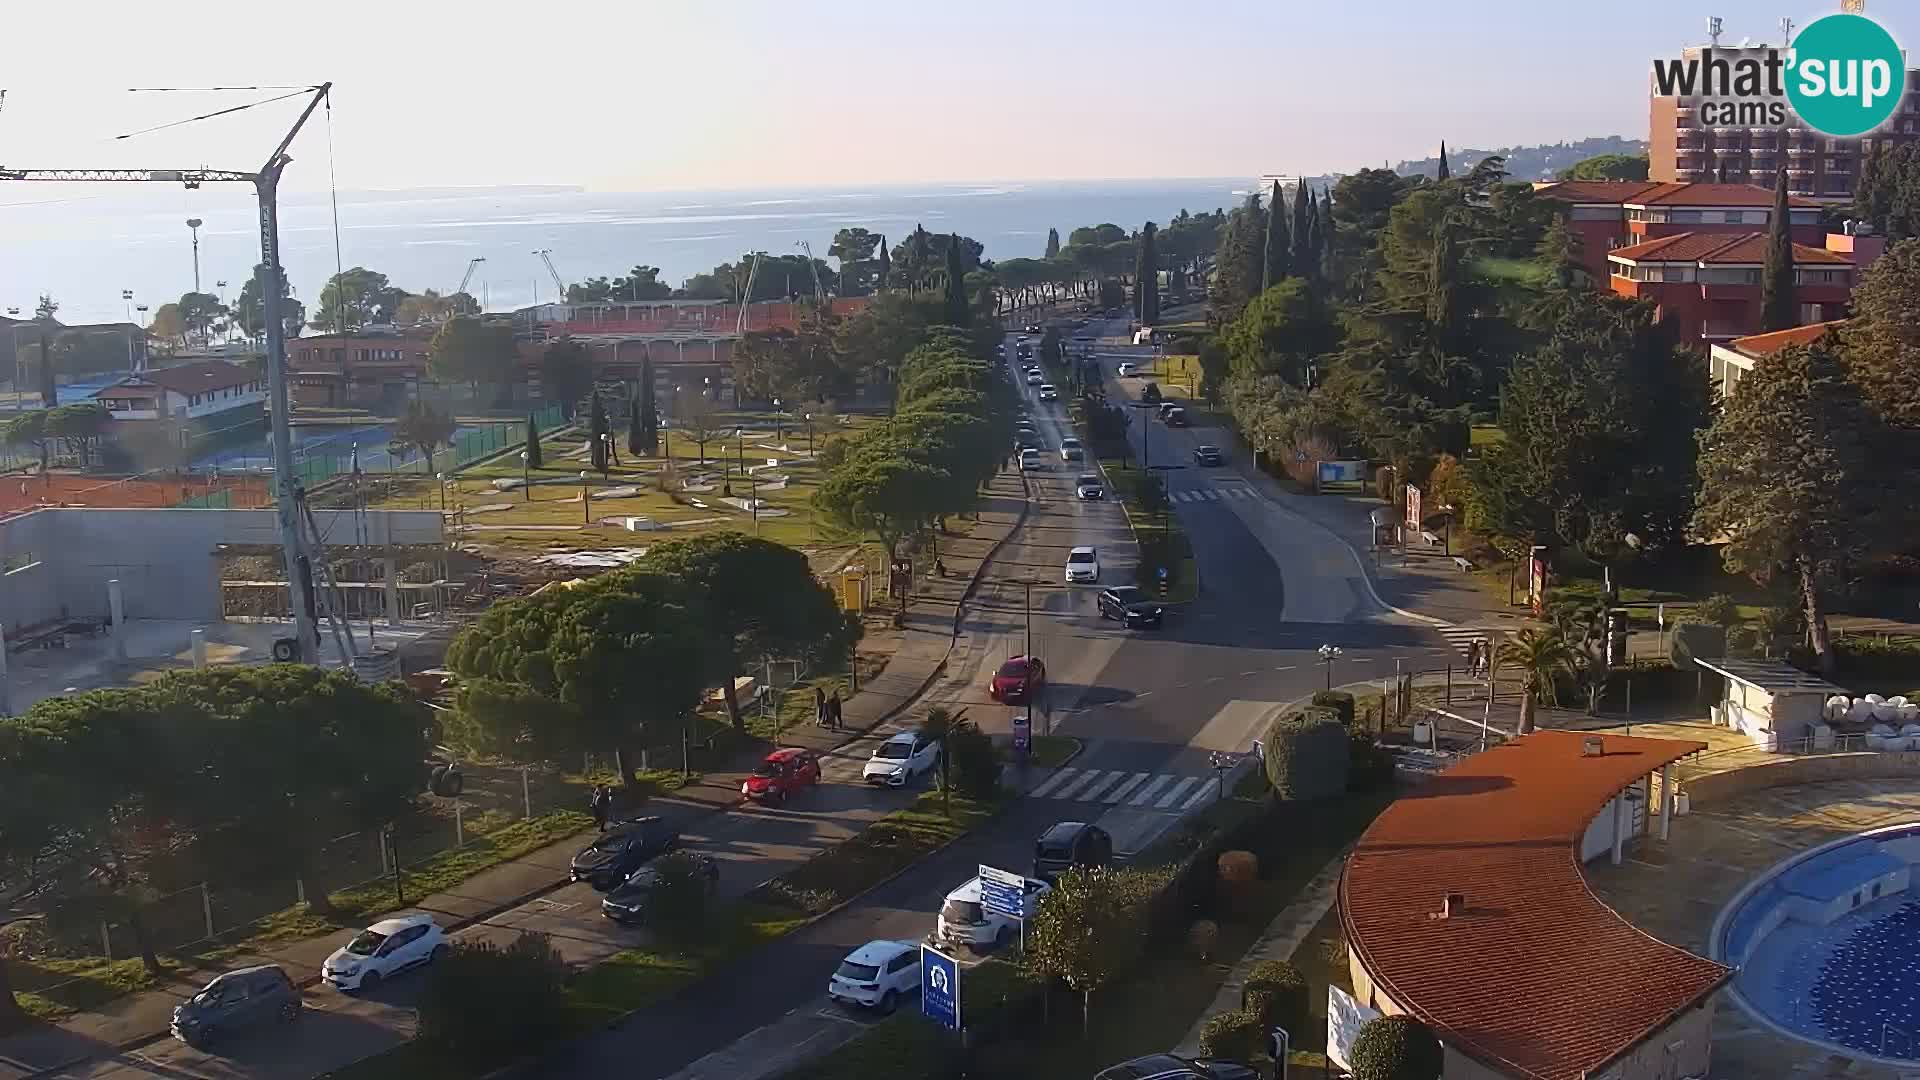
827, 939, 922, 1011
862, 731, 940, 786
1065, 546, 1099, 584
321, 913, 447, 992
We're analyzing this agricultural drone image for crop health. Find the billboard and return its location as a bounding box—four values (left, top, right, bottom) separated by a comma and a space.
1326, 986, 1383, 1073
921, 945, 961, 1031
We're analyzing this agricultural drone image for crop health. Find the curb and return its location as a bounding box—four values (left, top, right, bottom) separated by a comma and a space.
950, 474, 1035, 638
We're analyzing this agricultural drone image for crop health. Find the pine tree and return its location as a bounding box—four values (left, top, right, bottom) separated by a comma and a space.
1262, 181, 1290, 290
524, 413, 543, 469
944, 234, 969, 325
1290, 179, 1314, 274
1435, 141, 1451, 180
1760, 167, 1798, 332
637, 358, 659, 454
626, 396, 643, 456
1212, 192, 1268, 322
1140, 222, 1161, 324
1045, 228, 1061, 259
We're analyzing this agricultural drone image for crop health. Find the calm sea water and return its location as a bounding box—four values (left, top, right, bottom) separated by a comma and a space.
2, 179, 1248, 326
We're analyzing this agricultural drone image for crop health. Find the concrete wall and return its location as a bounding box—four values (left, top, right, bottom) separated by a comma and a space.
1683, 751, 1920, 807
0, 507, 442, 628
1592, 1000, 1717, 1080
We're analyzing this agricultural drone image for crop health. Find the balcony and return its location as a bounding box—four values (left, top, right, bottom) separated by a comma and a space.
1787, 163, 1816, 175
1788, 146, 1819, 156
1675, 167, 1708, 180
1677, 129, 1705, 148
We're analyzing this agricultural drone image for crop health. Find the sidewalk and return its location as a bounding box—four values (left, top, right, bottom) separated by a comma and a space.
0, 472, 1029, 1080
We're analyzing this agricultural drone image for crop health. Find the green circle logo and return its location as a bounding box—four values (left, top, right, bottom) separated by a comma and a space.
1786, 14, 1906, 137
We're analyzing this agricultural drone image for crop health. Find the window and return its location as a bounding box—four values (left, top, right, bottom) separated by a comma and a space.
886, 951, 917, 974
1670, 209, 1704, 223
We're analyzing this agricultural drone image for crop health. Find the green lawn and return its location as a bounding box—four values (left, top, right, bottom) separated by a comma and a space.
1100, 457, 1199, 604
1472, 256, 1552, 288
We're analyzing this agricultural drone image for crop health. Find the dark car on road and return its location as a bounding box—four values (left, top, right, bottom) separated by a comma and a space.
170, 965, 300, 1049
1163, 406, 1189, 427
1192, 445, 1223, 466
1097, 585, 1164, 628
1094, 1054, 1260, 1080
570, 816, 680, 890
989, 655, 1047, 704
601, 853, 720, 924
1033, 821, 1114, 882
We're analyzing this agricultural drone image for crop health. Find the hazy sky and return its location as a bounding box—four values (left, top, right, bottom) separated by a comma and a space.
5, 2, 1914, 195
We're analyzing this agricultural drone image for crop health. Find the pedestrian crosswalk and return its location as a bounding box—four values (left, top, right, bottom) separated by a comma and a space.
1027, 767, 1218, 811
1433, 623, 1497, 662
1168, 486, 1258, 505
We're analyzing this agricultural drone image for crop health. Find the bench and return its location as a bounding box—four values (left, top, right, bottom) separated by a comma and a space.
1451, 556, 1474, 572
1421, 530, 1441, 546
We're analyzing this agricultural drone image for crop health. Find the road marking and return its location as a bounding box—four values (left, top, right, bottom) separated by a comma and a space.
1181, 782, 1215, 811
1206, 676, 1225, 683
1155, 776, 1200, 809
1240, 670, 1258, 676
1136, 691, 1154, 698
1129, 775, 1173, 806
1029, 767, 1078, 799
1103, 772, 1151, 803
1078, 771, 1125, 802
1272, 666, 1295, 671
1052, 768, 1107, 801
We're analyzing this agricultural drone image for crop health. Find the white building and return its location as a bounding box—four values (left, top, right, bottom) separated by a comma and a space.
1705, 320, 1845, 398
90, 360, 266, 422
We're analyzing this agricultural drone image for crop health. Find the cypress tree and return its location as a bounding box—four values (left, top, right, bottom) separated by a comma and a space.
876, 235, 890, 292
944, 234, 969, 325
1315, 185, 1335, 277
1262, 181, 1290, 290
1045, 228, 1061, 259
589, 393, 609, 475
524, 413, 542, 469
1290, 179, 1314, 274
626, 396, 643, 456
1436, 141, 1451, 180
1760, 167, 1798, 332
1133, 233, 1147, 321
637, 358, 659, 454
1141, 222, 1161, 324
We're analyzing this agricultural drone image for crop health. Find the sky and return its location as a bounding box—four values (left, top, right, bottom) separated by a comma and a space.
4, 1, 1916, 195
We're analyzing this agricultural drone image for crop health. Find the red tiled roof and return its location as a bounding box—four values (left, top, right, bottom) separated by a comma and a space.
1630, 182, 1821, 208
96, 360, 258, 400
1728, 320, 1848, 359
1341, 731, 1728, 1080
1608, 231, 1852, 265
1533, 180, 1665, 204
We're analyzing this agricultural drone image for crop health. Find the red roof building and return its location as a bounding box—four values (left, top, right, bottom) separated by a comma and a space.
1342, 731, 1728, 1080
1706, 319, 1847, 397
1606, 231, 1854, 346
90, 360, 266, 422
1534, 180, 1824, 285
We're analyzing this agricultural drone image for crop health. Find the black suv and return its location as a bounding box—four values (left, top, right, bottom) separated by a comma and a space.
1033, 821, 1113, 882
1192, 445, 1223, 467
1097, 586, 1164, 628
570, 816, 680, 890
170, 965, 300, 1048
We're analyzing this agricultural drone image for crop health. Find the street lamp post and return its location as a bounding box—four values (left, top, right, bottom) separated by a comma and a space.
804, 412, 814, 456
1318, 644, 1342, 691
580, 470, 590, 524
772, 397, 783, 439
519, 451, 530, 501
436, 472, 447, 513
1022, 578, 1037, 737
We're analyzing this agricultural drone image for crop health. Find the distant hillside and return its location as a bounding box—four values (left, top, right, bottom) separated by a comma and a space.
1389, 136, 1649, 181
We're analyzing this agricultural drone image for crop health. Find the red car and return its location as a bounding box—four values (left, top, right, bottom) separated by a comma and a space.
989, 656, 1047, 704
741, 748, 821, 805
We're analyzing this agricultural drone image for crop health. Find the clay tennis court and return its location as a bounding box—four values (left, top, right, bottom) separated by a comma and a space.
0, 471, 272, 514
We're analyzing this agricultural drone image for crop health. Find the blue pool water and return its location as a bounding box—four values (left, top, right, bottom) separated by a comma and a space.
1804, 899, 1920, 1057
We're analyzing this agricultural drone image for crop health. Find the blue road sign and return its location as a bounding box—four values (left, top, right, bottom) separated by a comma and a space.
921, 944, 960, 1031
1011, 712, 1030, 752
978, 864, 1026, 919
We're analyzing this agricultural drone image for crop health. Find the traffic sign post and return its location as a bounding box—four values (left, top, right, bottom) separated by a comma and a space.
1011, 711, 1030, 754
1269, 1026, 1291, 1079
920, 944, 961, 1031
978, 864, 1027, 954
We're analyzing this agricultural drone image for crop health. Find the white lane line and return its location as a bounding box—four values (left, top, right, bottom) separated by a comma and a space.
1136, 691, 1154, 698
1028, 767, 1078, 799
1052, 768, 1108, 801
1103, 772, 1151, 804
1129, 775, 1173, 806
1155, 776, 1201, 809
1078, 771, 1125, 802
1272, 666, 1295, 671
1240, 670, 1258, 676
1180, 782, 1215, 811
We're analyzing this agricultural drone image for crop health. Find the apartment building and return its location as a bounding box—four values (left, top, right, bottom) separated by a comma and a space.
1606, 233, 1854, 346
1534, 180, 1824, 284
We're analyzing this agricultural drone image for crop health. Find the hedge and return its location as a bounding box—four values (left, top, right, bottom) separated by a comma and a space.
1310, 690, 1356, 727
1350, 1015, 1445, 1080
1197, 1008, 1265, 1062
1263, 711, 1350, 801
1241, 959, 1309, 1037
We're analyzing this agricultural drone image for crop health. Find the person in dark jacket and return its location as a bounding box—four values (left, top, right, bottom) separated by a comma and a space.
827, 689, 844, 732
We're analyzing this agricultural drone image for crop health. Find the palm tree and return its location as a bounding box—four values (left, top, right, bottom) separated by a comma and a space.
918, 706, 973, 818
1497, 628, 1573, 735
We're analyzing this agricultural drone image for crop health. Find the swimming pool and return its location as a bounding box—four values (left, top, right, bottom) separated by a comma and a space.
1714, 822, 1920, 1063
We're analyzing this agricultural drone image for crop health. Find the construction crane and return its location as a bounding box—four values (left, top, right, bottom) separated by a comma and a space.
533, 249, 564, 304
736, 252, 764, 335
0, 84, 342, 666
453, 256, 485, 307
794, 241, 826, 304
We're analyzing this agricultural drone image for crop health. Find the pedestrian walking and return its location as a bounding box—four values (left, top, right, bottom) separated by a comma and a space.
589, 785, 610, 831
1464, 639, 1481, 681
814, 685, 828, 728
827, 689, 844, 732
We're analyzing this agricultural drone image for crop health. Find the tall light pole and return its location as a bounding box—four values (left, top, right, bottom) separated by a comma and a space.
186, 217, 204, 293
520, 450, 531, 501
580, 470, 591, 524
215, 280, 228, 344
121, 289, 134, 324
1319, 644, 1342, 691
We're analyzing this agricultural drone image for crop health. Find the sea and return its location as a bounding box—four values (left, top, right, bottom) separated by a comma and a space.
1, 179, 1253, 326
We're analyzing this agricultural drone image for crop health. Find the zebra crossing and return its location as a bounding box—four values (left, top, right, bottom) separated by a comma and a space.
1168, 486, 1258, 505
1433, 623, 1497, 661
1027, 766, 1218, 811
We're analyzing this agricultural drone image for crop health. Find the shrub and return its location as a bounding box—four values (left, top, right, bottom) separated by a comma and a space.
948, 728, 1001, 797
1262, 711, 1350, 801
1198, 1008, 1265, 1062
1187, 919, 1219, 962
1348, 731, 1395, 791
1241, 959, 1309, 1036
1216, 850, 1259, 915
1669, 622, 1727, 670
1311, 690, 1356, 727
1695, 593, 1740, 630
646, 851, 715, 939
416, 932, 568, 1065
1350, 1015, 1445, 1080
